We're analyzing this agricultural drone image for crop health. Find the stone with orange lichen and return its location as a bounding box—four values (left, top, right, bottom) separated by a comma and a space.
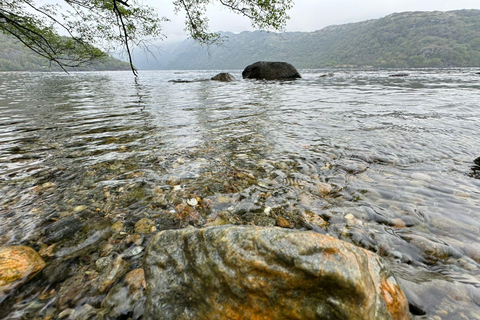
144, 225, 409, 320
0, 246, 46, 299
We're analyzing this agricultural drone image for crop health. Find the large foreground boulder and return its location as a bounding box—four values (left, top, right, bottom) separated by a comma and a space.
144, 225, 409, 320
0, 246, 46, 300
242, 61, 301, 80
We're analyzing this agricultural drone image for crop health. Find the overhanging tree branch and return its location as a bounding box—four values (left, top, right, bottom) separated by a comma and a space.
0, 0, 293, 75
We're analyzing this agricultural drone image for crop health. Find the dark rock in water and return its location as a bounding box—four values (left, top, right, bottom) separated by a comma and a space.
43, 215, 82, 244
42, 258, 77, 284
471, 157, 480, 179
144, 225, 409, 320
389, 73, 410, 77
168, 79, 209, 83
242, 61, 301, 80
211, 73, 236, 82
169, 72, 235, 83
319, 72, 334, 78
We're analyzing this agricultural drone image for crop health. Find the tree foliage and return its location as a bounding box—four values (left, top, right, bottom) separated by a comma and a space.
0, 0, 293, 75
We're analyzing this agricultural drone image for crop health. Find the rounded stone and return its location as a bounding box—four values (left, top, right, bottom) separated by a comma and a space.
242, 61, 301, 80
0, 246, 46, 297
135, 218, 155, 234
144, 226, 409, 320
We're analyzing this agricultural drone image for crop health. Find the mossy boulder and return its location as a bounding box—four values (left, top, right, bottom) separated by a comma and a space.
144, 225, 408, 320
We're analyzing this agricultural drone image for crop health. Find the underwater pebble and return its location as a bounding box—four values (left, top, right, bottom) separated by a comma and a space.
96, 256, 114, 272
217, 196, 231, 203
95, 257, 129, 293
58, 309, 74, 319
135, 218, 155, 234
264, 206, 272, 215
73, 205, 87, 212
111, 221, 124, 233
345, 213, 355, 220
126, 233, 143, 246
317, 182, 333, 196
391, 218, 407, 228
187, 198, 198, 206
124, 268, 146, 292
276, 216, 291, 228
122, 246, 144, 258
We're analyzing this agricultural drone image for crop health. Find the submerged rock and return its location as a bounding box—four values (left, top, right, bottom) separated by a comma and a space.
0, 246, 46, 299
389, 73, 410, 77
242, 61, 301, 80
144, 225, 408, 320
135, 218, 156, 234
211, 73, 236, 82
102, 269, 146, 320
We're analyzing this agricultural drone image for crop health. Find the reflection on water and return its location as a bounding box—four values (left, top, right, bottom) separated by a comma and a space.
1, 69, 480, 319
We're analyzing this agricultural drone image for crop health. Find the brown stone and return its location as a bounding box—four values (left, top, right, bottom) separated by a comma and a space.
144, 226, 409, 320
275, 216, 291, 228
124, 268, 146, 292
317, 182, 333, 196
134, 218, 155, 234
0, 246, 46, 298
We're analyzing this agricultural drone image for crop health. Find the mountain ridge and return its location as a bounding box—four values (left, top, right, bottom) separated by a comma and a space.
133, 9, 480, 70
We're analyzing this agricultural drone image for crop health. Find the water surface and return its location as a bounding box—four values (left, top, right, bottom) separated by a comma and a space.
1, 69, 480, 319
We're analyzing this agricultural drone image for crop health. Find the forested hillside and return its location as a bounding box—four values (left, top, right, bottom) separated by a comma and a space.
0, 33, 130, 72
135, 9, 480, 69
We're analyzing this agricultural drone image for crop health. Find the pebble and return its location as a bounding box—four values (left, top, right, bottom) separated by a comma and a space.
96, 256, 114, 272
276, 216, 291, 228
187, 198, 198, 206
58, 309, 75, 319
122, 246, 144, 258
73, 205, 87, 212
126, 233, 143, 246
124, 268, 146, 292
317, 182, 333, 196
135, 218, 155, 234
345, 213, 355, 220
217, 196, 231, 203
96, 257, 129, 293
111, 221, 124, 233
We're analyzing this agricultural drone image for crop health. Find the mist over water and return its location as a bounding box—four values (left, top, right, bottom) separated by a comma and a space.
1, 69, 480, 319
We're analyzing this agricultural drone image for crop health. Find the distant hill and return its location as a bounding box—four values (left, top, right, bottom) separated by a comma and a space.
134, 9, 480, 69
0, 33, 130, 72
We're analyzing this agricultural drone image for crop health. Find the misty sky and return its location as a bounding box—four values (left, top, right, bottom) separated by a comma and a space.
154, 0, 480, 42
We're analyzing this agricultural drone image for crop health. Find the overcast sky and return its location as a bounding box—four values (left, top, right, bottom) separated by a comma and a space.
154, 0, 480, 42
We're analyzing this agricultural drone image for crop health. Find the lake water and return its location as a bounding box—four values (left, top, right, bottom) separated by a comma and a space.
1, 69, 480, 319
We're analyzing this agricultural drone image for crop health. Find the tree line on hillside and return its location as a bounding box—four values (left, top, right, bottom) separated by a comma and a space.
0, 32, 131, 71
